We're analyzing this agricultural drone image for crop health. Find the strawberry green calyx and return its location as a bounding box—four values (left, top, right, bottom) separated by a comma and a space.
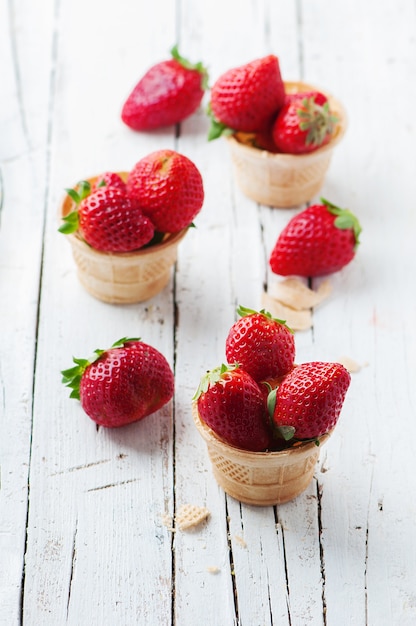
61, 337, 141, 400
321, 197, 362, 247
236, 304, 293, 333
297, 97, 338, 147
206, 103, 235, 141
193, 363, 239, 400
58, 181, 92, 235
170, 45, 209, 90
265, 386, 296, 442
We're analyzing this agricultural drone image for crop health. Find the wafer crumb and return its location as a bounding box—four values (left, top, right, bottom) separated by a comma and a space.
263, 278, 332, 331
207, 566, 221, 574
234, 534, 247, 548
161, 512, 175, 532
176, 504, 210, 531
269, 278, 332, 310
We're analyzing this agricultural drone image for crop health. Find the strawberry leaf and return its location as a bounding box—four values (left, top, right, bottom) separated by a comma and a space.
65, 188, 81, 204
193, 363, 237, 400
206, 103, 235, 141
111, 337, 141, 348
207, 117, 234, 141
276, 425, 296, 441
236, 304, 293, 332
170, 44, 209, 90
61, 357, 90, 401
266, 386, 278, 416
321, 197, 362, 247
58, 210, 79, 234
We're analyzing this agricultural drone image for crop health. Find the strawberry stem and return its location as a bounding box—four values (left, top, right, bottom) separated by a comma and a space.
236, 304, 293, 332
170, 44, 209, 90
296, 97, 338, 147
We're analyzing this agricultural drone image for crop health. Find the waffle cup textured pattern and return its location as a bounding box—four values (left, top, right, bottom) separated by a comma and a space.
226, 81, 347, 208
192, 402, 331, 506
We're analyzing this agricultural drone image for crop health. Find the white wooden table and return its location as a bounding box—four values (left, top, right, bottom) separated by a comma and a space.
2, 1, 416, 624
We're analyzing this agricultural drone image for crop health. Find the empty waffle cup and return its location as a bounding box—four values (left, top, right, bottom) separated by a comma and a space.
226, 81, 347, 208
192, 402, 331, 506
60, 174, 188, 304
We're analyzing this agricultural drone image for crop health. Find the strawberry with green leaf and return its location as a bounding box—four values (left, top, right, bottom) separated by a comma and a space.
194, 364, 274, 452
269, 198, 362, 277
225, 306, 295, 383
272, 91, 338, 154
121, 45, 208, 131
267, 362, 351, 442
62, 338, 174, 428
59, 179, 155, 253
208, 55, 286, 140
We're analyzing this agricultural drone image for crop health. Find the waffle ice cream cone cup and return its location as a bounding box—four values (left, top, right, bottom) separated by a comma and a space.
192, 402, 331, 506
60, 174, 187, 304
226, 81, 347, 208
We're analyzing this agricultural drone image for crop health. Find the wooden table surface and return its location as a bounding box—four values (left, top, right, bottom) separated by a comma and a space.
2, 1, 416, 624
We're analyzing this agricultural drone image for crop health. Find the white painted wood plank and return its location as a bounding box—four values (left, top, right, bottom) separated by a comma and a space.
0, 1, 55, 623
297, 2, 416, 625
22, 0, 178, 623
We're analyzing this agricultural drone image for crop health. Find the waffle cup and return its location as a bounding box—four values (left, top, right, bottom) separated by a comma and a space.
60, 173, 187, 304
192, 402, 331, 506
226, 81, 347, 208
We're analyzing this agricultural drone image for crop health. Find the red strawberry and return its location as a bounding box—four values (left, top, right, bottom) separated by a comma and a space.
194, 364, 274, 452
268, 362, 351, 441
126, 149, 204, 233
269, 198, 362, 277
61, 338, 175, 428
59, 180, 155, 253
92, 171, 127, 192
272, 91, 338, 154
225, 305, 295, 383
121, 45, 208, 131
208, 55, 286, 139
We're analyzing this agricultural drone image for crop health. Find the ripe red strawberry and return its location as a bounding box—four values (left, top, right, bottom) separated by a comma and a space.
272, 91, 338, 154
208, 55, 286, 139
126, 149, 204, 233
269, 198, 362, 277
268, 362, 351, 441
92, 171, 127, 192
61, 338, 175, 428
59, 179, 155, 253
225, 305, 295, 383
121, 45, 208, 131
194, 364, 274, 452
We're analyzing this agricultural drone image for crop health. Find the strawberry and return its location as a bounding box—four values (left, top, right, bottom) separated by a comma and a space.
269, 198, 362, 277
225, 305, 295, 383
121, 45, 208, 131
126, 149, 204, 233
92, 171, 127, 192
208, 55, 286, 139
61, 338, 175, 428
272, 91, 338, 154
59, 179, 155, 253
268, 362, 351, 441
194, 364, 274, 452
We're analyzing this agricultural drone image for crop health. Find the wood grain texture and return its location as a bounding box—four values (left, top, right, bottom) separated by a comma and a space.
1, 0, 416, 624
